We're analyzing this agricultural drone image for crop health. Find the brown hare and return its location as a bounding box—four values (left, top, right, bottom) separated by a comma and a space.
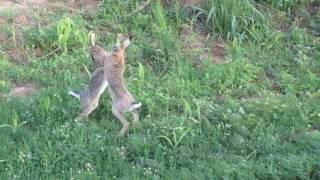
69, 32, 141, 136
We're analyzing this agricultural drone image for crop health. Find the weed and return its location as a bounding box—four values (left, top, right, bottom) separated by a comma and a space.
11, 25, 16, 48
57, 17, 75, 53
194, 0, 265, 40
151, 0, 177, 71
0, 111, 27, 135
256, 0, 311, 11
24, 16, 88, 55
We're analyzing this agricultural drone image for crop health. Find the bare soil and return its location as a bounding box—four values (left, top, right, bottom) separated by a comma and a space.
211, 42, 224, 64
0, 0, 99, 13
0, 0, 99, 97
0, 0, 99, 64
7, 83, 38, 97
162, 0, 202, 8
180, 24, 225, 65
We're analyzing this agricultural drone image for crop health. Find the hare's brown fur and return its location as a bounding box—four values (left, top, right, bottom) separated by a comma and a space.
69, 33, 141, 136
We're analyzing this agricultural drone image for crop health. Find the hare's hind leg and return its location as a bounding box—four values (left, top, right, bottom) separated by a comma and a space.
75, 97, 98, 122
131, 109, 141, 126
76, 68, 107, 122
112, 106, 129, 136
80, 101, 98, 119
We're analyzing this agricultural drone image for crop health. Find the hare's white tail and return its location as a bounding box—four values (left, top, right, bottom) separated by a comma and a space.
129, 102, 142, 111
89, 31, 96, 47
68, 90, 80, 100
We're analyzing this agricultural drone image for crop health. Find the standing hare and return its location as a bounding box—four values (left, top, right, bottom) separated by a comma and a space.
69, 32, 141, 136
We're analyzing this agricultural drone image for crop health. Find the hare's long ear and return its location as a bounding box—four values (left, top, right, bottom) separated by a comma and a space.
89, 31, 96, 47
115, 33, 123, 49
122, 34, 133, 49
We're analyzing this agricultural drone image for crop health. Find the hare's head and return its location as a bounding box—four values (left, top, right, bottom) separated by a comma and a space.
113, 33, 133, 53
88, 32, 109, 68
122, 33, 133, 49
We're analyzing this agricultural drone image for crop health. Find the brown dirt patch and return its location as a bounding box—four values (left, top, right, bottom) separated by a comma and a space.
7, 83, 38, 97
211, 43, 224, 64
181, 0, 202, 7
180, 24, 225, 65
1, 25, 29, 64
0, 32, 6, 42
8, 47, 28, 64
0, 0, 99, 24
162, 0, 201, 7
0, 18, 6, 25
0, 0, 99, 15
0, 0, 47, 12
0, 18, 7, 42
0, 0, 99, 64
72, 0, 99, 12
44, 0, 99, 14
180, 25, 209, 61
13, 15, 30, 26
32, 47, 44, 58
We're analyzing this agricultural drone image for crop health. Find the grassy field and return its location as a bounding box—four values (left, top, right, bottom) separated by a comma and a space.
0, 0, 320, 179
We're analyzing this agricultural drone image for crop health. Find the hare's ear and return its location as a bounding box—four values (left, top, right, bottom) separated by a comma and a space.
115, 33, 122, 47
116, 33, 123, 41
89, 31, 96, 47
122, 33, 133, 49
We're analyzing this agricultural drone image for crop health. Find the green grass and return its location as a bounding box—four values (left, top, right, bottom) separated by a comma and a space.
0, 0, 320, 179
195, 0, 265, 40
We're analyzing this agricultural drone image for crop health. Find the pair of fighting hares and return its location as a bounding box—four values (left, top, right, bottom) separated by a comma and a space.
69, 32, 141, 136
